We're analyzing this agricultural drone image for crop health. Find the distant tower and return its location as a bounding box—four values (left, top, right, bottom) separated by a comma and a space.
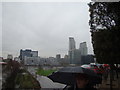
56, 54, 61, 60
69, 37, 76, 51
69, 37, 76, 64
79, 42, 88, 55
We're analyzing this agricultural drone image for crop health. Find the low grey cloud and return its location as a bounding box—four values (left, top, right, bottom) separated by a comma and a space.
2, 2, 93, 58
0, 2, 2, 57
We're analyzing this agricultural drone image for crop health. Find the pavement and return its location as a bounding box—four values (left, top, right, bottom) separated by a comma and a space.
97, 72, 120, 90
26, 66, 66, 89
36, 75, 66, 89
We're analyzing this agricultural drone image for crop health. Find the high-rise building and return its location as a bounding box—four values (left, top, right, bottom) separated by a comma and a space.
79, 42, 88, 55
81, 55, 94, 65
73, 49, 81, 64
69, 37, 75, 64
69, 49, 81, 64
19, 49, 38, 61
56, 54, 61, 60
69, 37, 76, 51
68, 37, 81, 65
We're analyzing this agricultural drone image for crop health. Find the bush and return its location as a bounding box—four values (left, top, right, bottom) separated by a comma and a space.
15, 69, 41, 89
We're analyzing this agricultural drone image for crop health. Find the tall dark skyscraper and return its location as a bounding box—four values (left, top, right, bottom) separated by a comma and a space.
69, 37, 76, 51
69, 37, 75, 64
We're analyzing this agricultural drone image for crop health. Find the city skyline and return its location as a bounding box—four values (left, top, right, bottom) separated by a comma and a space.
3, 38, 91, 59
1, 2, 94, 58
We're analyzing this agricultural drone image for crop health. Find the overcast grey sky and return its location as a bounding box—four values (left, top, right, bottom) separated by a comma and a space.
1, 2, 94, 58
0, 2, 2, 58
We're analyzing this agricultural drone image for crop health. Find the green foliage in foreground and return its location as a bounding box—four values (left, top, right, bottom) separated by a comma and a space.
15, 69, 41, 89
36, 69, 57, 76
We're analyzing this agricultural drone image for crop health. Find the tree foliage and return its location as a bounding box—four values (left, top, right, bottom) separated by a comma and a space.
89, 2, 120, 64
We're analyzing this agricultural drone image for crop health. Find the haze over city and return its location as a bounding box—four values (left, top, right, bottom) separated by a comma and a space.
1, 2, 94, 58
1, 1, 120, 90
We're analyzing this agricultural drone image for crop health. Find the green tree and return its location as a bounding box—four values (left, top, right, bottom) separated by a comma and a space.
89, 2, 120, 90
89, 2, 120, 64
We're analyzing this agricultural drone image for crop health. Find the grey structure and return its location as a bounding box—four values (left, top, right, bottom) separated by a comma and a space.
68, 37, 75, 64
24, 56, 60, 66
81, 55, 94, 65
68, 37, 92, 65
58, 58, 69, 66
79, 42, 88, 56
7, 54, 13, 60
24, 56, 39, 65
56, 54, 69, 66
69, 37, 76, 51
39, 57, 59, 66
73, 49, 81, 64
19, 49, 38, 61
68, 37, 81, 65
56, 54, 61, 60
